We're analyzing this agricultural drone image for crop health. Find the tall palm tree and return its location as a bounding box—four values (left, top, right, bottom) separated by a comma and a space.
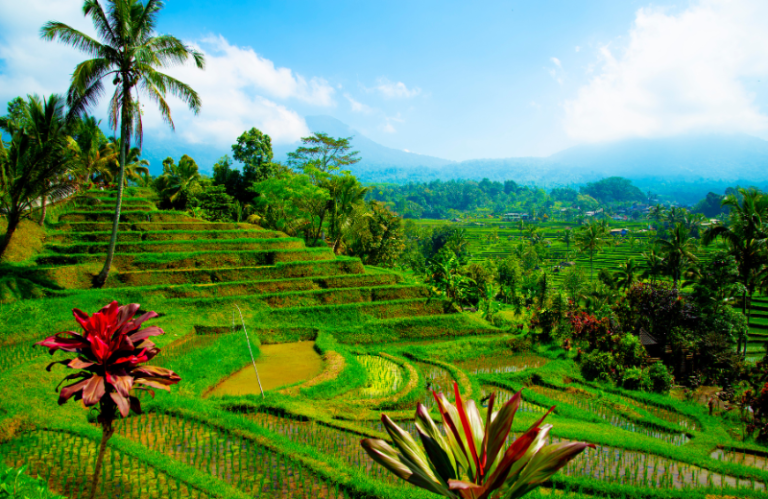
648, 204, 665, 230
656, 222, 698, 288
0, 95, 75, 258
614, 258, 639, 291
560, 228, 573, 260
42, 0, 205, 287
575, 222, 609, 278
703, 188, 768, 356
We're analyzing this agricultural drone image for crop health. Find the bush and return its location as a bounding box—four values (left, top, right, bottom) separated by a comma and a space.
648, 361, 674, 394
580, 350, 616, 382
621, 366, 651, 391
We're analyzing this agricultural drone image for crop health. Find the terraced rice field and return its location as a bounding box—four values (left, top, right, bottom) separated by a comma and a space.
529, 385, 692, 445
1, 430, 212, 499
114, 412, 347, 498
3, 189, 766, 499
455, 352, 548, 374
347, 355, 404, 399
711, 449, 768, 471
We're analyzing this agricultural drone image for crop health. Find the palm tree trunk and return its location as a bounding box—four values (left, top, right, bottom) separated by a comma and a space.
745, 290, 753, 358
94, 85, 129, 288
38, 195, 47, 226
0, 210, 21, 260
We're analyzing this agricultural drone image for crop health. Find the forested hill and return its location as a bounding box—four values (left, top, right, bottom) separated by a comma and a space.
140, 115, 768, 204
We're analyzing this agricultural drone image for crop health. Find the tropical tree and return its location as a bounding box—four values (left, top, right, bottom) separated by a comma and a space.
104, 137, 150, 186
155, 155, 200, 208
36, 301, 180, 499
703, 188, 768, 356
559, 228, 573, 260
348, 200, 405, 267
361, 384, 592, 499
287, 132, 361, 173
232, 127, 276, 183
575, 222, 609, 278
615, 258, 639, 291
648, 204, 666, 230
656, 223, 698, 288
251, 171, 331, 243
445, 229, 470, 260
327, 173, 370, 254
0, 94, 76, 259
69, 116, 117, 186
42, 0, 205, 287
641, 248, 665, 285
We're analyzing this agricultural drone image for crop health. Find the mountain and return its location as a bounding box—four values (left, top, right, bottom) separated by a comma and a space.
273, 115, 455, 176
138, 115, 768, 203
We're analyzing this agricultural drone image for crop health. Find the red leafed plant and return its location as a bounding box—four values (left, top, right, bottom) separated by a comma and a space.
37, 301, 180, 499
361, 383, 593, 499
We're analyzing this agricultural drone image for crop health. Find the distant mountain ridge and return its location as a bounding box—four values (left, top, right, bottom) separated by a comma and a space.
139, 114, 768, 203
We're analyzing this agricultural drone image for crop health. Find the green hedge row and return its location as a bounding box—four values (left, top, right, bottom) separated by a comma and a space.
37, 247, 335, 270
109, 257, 366, 287
45, 237, 305, 255
46, 228, 287, 244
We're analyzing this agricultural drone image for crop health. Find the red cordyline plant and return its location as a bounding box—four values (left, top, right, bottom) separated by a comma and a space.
37, 301, 180, 499
361, 383, 593, 499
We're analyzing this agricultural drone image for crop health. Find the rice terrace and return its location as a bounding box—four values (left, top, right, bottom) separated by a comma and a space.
3, 1, 768, 499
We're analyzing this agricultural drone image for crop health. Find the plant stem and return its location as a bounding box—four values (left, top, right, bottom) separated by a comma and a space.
89, 421, 115, 499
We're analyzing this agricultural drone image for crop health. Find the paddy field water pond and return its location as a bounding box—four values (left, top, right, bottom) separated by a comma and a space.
208, 341, 323, 396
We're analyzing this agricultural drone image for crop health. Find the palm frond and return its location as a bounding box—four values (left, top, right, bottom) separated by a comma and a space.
83, 0, 119, 47
140, 68, 202, 114
40, 22, 105, 57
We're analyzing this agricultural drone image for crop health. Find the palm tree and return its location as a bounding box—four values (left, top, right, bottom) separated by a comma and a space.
445, 228, 469, 257
641, 248, 665, 285
104, 137, 150, 186
70, 116, 117, 185
156, 155, 200, 208
703, 188, 768, 356
560, 228, 573, 260
0, 94, 75, 258
327, 174, 371, 254
42, 0, 205, 287
575, 222, 609, 278
656, 222, 698, 288
648, 204, 665, 230
615, 258, 639, 291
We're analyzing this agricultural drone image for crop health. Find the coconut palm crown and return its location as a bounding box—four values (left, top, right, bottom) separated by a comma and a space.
41, 0, 205, 286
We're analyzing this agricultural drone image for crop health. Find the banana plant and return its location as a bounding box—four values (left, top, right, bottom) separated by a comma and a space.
361, 383, 593, 499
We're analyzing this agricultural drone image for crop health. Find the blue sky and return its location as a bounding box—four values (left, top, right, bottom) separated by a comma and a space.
1, 0, 767, 162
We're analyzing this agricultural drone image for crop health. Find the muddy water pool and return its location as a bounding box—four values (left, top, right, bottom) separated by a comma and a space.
208, 341, 323, 396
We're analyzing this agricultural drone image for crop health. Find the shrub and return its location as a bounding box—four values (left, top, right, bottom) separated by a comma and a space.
648, 362, 674, 394
580, 351, 616, 383
621, 366, 651, 392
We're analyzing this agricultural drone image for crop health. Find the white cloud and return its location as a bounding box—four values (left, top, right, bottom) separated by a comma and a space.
575, 46, 581, 53
344, 93, 374, 114
0, 2, 331, 146
564, 0, 768, 142
551, 57, 562, 68
370, 77, 422, 99
187, 35, 335, 107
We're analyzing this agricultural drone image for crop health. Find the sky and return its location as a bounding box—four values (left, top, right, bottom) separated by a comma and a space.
1, 0, 767, 162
